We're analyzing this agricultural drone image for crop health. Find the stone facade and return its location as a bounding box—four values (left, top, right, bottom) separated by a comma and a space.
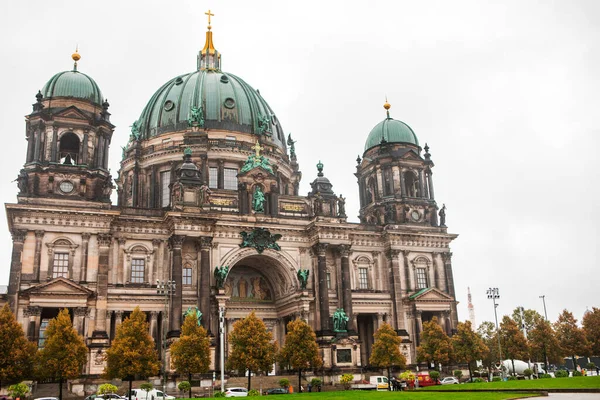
5, 26, 458, 378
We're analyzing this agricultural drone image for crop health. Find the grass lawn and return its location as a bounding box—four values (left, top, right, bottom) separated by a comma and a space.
422, 376, 600, 390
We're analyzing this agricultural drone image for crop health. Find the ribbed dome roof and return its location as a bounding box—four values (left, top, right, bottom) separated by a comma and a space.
364, 117, 419, 151
134, 69, 286, 149
41, 70, 103, 105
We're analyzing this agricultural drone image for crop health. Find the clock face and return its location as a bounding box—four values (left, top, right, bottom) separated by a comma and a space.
411, 210, 420, 221
59, 180, 74, 193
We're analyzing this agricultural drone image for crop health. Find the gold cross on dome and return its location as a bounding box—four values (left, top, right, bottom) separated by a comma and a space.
251, 140, 264, 159
205, 10, 214, 26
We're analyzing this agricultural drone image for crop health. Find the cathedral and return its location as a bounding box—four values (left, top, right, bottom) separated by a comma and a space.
5, 14, 458, 378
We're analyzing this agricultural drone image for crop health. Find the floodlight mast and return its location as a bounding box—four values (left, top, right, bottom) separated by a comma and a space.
157, 280, 176, 395
487, 287, 504, 379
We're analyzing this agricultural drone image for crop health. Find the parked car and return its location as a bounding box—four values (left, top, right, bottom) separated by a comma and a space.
35, 398, 59, 400
224, 387, 248, 397
85, 394, 126, 400
126, 389, 173, 400
440, 377, 459, 385
265, 388, 288, 395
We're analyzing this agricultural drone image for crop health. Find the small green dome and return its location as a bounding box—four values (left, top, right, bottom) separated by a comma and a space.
41, 70, 103, 105
134, 69, 286, 149
364, 117, 419, 152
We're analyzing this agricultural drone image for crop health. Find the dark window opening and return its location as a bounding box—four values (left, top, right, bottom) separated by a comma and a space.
59, 132, 80, 165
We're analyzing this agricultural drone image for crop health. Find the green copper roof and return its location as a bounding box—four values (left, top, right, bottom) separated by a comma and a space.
364, 117, 419, 152
41, 70, 103, 105
409, 287, 430, 299
134, 69, 287, 149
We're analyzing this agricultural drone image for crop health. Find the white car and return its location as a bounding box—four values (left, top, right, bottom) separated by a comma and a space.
128, 389, 174, 400
224, 387, 248, 397
440, 377, 460, 385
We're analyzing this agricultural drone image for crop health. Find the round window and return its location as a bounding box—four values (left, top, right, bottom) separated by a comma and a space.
60, 180, 74, 193
224, 98, 235, 109
164, 100, 175, 111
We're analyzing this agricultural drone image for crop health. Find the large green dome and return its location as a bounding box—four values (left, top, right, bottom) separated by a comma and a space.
134, 69, 286, 148
41, 70, 103, 105
364, 116, 419, 152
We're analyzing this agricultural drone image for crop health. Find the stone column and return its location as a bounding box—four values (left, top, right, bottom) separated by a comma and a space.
416, 310, 423, 346
441, 310, 451, 335
406, 255, 415, 292
74, 307, 88, 336
150, 311, 159, 344
198, 237, 213, 333
427, 171, 435, 200
400, 168, 407, 198
82, 130, 89, 165
103, 136, 110, 169
419, 169, 426, 198
8, 230, 26, 313
169, 235, 185, 334
388, 250, 405, 330
428, 263, 435, 289
25, 305, 42, 342
117, 238, 126, 284
93, 233, 111, 337
115, 311, 123, 327
442, 253, 458, 332
81, 233, 90, 282
33, 230, 44, 282
338, 245, 355, 332
151, 239, 161, 284
217, 160, 224, 189
377, 312, 385, 330
314, 243, 330, 332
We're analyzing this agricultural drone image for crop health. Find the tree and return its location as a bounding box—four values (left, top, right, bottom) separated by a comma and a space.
8, 382, 29, 399
528, 318, 562, 372
582, 307, 600, 356
554, 309, 590, 371
339, 373, 354, 390
452, 321, 488, 382
499, 316, 528, 376
36, 309, 87, 400
511, 308, 543, 335
170, 314, 211, 398
0, 304, 36, 391
104, 307, 159, 400
226, 311, 277, 390
279, 318, 322, 393
98, 383, 119, 396
369, 322, 406, 390
417, 317, 453, 369
477, 321, 498, 377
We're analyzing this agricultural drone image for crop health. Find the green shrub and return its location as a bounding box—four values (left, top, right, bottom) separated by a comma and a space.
473, 378, 485, 383
340, 373, 354, 390
213, 391, 225, 398
278, 378, 290, 388
555, 370, 568, 378
248, 389, 260, 396
539, 374, 552, 379
429, 371, 440, 380
523, 368, 533, 378
453, 370, 463, 379
572, 370, 582, 377
310, 378, 322, 387
492, 377, 502, 382
400, 371, 415, 381
586, 362, 596, 370
507, 376, 517, 380
140, 383, 153, 395
178, 381, 191, 392
98, 384, 119, 396
8, 383, 29, 399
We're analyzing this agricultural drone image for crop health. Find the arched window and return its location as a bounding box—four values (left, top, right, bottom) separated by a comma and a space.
46, 238, 79, 279
352, 256, 374, 290
404, 171, 419, 197
413, 256, 430, 289
124, 244, 153, 284
59, 132, 80, 165
383, 168, 393, 196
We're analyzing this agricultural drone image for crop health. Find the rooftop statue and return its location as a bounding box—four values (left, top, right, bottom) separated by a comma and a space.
297, 268, 309, 290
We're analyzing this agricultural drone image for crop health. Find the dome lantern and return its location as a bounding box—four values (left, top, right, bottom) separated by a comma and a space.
197, 9, 221, 71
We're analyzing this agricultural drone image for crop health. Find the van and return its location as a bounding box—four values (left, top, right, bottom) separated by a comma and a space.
127, 389, 174, 400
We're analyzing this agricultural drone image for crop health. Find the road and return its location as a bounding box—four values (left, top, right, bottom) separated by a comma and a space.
544, 394, 600, 399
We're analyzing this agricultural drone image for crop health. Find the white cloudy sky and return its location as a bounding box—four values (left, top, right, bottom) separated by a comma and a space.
0, 0, 598, 327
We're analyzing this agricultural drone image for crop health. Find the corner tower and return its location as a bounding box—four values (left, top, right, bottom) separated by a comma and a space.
355, 101, 438, 226
18, 50, 114, 205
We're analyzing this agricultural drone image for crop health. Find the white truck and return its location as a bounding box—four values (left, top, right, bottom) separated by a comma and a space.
501, 359, 534, 377
351, 376, 389, 391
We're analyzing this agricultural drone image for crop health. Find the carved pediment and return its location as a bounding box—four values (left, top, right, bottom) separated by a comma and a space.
21, 277, 94, 299
399, 150, 423, 162
54, 106, 90, 121
409, 287, 454, 302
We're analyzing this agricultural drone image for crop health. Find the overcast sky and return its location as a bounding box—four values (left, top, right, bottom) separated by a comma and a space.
1, 0, 598, 328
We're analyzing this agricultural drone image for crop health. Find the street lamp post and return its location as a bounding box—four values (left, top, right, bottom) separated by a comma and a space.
539, 295, 549, 373
157, 280, 176, 395
219, 306, 225, 393
487, 288, 504, 379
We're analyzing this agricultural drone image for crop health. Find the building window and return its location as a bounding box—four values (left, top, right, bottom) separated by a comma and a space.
131, 259, 145, 283
209, 167, 218, 189
326, 272, 331, 289
358, 267, 369, 289
183, 267, 192, 285
416, 267, 428, 289
59, 132, 80, 165
383, 168, 393, 196
223, 168, 238, 190
337, 349, 352, 363
52, 253, 69, 278
160, 170, 171, 207
38, 319, 49, 348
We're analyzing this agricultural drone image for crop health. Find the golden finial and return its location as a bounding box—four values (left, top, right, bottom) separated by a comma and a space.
384, 97, 391, 118
205, 9, 214, 30
72, 46, 80, 71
